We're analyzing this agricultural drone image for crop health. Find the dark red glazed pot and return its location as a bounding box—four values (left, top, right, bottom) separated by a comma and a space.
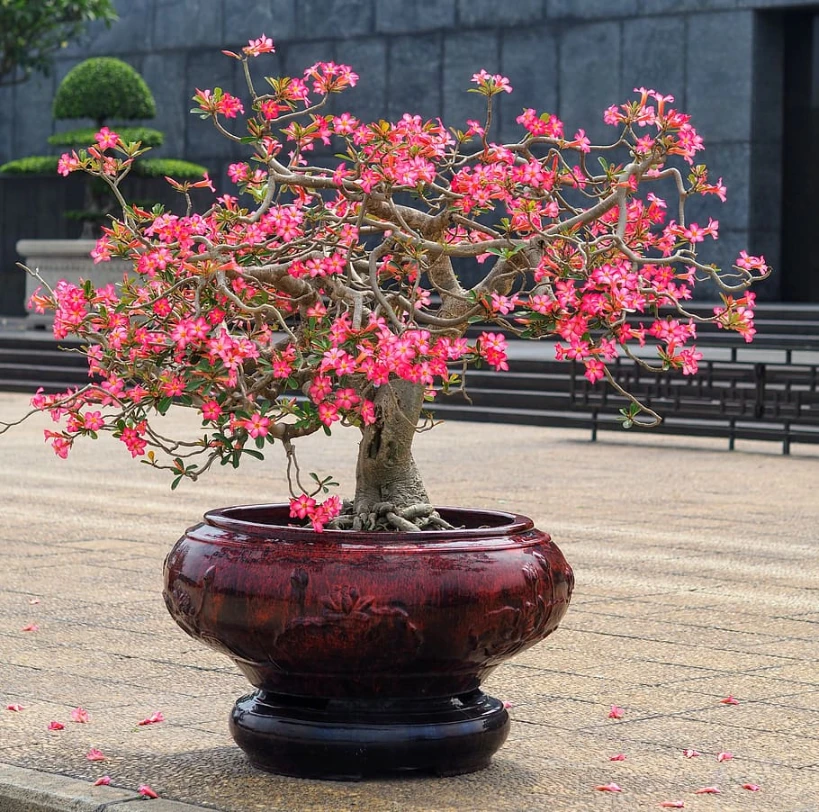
162, 504, 573, 779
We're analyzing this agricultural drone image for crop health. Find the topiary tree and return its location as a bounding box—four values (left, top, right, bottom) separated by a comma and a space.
0, 0, 117, 87
0, 57, 207, 236
53, 57, 156, 125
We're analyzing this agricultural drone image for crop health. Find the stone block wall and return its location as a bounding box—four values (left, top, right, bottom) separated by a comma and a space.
2, 0, 816, 311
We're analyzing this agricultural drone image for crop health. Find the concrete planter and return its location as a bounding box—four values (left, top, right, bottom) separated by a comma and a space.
15, 239, 129, 327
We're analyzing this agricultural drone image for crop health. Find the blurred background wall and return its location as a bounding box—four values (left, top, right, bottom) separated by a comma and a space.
2, 0, 819, 314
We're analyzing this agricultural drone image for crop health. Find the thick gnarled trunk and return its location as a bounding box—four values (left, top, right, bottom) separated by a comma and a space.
354, 378, 429, 514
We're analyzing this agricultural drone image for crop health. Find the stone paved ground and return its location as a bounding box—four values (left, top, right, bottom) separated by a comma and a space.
1, 390, 818, 811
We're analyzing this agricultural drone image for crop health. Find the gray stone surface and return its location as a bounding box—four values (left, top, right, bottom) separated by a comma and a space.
334, 38, 388, 124
62, 0, 154, 58
559, 21, 622, 143
11, 73, 55, 157
685, 142, 752, 231
141, 52, 189, 158
387, 35, 443, 121
184, 52, 241, 163
686, 11, 755, 143
224, 0, 297, 46
443, 30, 500, 127
458, 0, 544, 27
153, 0, 225, 50
499, 26, 559, 143
296, 0, 374, 40
547, 0, 639, 18
621, 15, 686, 103
375, 0, 457, 34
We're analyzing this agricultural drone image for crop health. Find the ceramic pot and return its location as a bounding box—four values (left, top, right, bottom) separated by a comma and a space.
163, 504, 573, 779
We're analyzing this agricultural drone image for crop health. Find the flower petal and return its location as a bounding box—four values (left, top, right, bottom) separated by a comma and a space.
5, 704, 24, 712
138, 784, 159, 799
720, 695, 739, 705
92, 776, 111, 786
742, 783, 761, 792
71, 707, 90, 723
609, 753, 627, 761
86, 748, 106, 762
716, 751, 733, 762
21, 624, 39, 632
659, 802, 685, 809
694, 786, 721, 795
137, 711, 164, 726
596, 783, 623, 792
682, 749, 700, 758
28, 598, 41, 605
47, 721, 65, 731
608, 704, 625, 719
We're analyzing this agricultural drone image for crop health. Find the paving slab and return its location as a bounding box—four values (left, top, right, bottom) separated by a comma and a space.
1, 391, 819, 811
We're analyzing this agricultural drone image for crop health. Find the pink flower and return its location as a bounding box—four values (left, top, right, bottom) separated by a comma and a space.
243, 35, 275, 57
682, 749, 700, 758
742, 784, 761, 792
609, 754, 627, 761
289, 494, 316, 520
694, 787, 721, 795
86, 748, 106, 761
92, 776, 111, 786
595, 783, 623, 793
242, 413, 270, 438
94, 127, 120, 150
70, 707, 90, 723
201, 401, 222, 422
138, 785, 159, 799
21, 623, 39, 632
48, 721, 65, 731
6, 704, 24, 711
716, 751, 733, 762
720, 695, 739, 705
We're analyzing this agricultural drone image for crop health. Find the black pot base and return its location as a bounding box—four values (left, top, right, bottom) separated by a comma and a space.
229, 689, 510, 780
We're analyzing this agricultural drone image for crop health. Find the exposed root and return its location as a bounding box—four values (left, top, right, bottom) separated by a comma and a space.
326, 501, 456, 532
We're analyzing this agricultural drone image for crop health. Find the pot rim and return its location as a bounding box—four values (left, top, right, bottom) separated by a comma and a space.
201, 503, 536, 544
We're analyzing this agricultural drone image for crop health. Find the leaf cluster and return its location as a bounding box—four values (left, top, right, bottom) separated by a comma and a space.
0, 0, 116, 87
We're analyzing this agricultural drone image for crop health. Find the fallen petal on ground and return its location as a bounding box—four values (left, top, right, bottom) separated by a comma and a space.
71, 707, 90, 723
137, 711, 164, 726
596, 783, 623, 793
86, 748, 106, 761
138, 784, 159, 799
92, 776, 111, 786
694, 786, 721, 795
608, 704, 625, 719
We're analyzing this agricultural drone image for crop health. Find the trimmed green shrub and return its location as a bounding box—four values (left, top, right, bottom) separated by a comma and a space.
0, 156, 59, 174
136, 158, 209, 180
48, 127, 165, 149
53, 58, 156, 123
1, 155, 207, 182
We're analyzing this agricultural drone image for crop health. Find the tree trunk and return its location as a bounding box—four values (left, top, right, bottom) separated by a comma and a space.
353, 378, 429, 513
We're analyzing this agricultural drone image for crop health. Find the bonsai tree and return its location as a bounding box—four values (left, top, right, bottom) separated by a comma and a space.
0, 57, 208, 235
0, 0, 117, 87
0, 36, 768, 532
